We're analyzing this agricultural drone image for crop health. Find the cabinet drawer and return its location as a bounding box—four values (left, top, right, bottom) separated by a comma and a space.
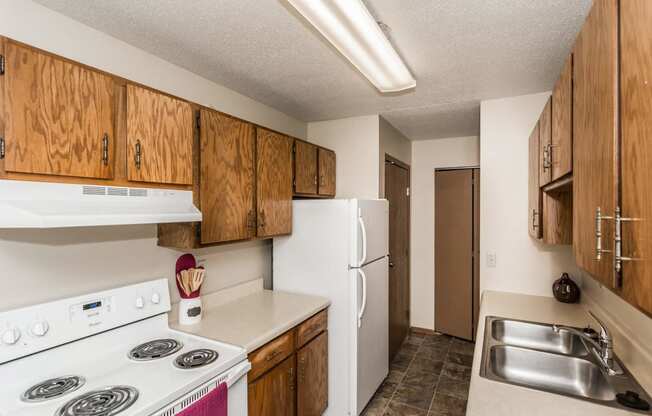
248, 330, 295, 382
296, 309, 328, 349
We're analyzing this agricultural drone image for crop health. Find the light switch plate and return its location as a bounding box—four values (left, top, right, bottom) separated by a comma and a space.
487, 252, 496, 268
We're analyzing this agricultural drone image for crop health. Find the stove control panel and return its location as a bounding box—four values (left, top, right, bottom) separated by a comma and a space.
0, 278, 171, 365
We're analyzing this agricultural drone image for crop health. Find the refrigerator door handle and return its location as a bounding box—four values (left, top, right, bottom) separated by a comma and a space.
358, 215, 367, 266
357, 268, 367, 328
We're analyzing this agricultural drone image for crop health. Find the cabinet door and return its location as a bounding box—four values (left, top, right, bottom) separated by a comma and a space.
199, 110, 255, 244
248, 356, 296, 416
294, 140, 318, 194
528, 123, 542, 239
620, 0, 652, 314
257, 128, 293, 237
539, 97, 552, 186
318, 148, 336, 196
126, 84, 193, 185
573, 0, 618, 287
4, 40, 114, 179
552, 54, 573, 180
297, 331, 328, 416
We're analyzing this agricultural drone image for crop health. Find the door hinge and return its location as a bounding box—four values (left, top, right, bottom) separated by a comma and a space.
0, 55, 5, 75
0, 137, 5, 159
406, 187, 410, 197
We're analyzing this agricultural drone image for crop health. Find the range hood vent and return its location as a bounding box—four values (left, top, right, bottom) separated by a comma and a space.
0, 180, 202, 228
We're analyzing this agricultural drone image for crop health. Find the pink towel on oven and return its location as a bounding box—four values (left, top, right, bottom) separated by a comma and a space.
178, 382, 227, 416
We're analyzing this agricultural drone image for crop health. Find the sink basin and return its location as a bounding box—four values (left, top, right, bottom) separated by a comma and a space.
491, 318, 588, 356
488, 345, 616, 401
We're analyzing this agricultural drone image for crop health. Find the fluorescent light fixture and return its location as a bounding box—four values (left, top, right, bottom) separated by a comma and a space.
287, 0, 416, 93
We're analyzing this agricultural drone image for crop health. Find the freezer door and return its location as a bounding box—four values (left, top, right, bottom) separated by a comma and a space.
352, 199, 389, 267
355, 257, 389, 414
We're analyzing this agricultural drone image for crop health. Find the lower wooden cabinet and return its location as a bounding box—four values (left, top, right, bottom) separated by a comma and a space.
248, 356, 296, 416
297, 332, 328, 416
247, 309, 328, 416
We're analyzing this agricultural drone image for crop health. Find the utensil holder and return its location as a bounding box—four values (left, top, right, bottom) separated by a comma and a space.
178, 296, 202, 325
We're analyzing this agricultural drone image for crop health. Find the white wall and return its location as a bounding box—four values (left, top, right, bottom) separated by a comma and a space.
410, 137, 480, 330
379, 116, 412, 197
307, 115, 380, 199
0, 1, 306, 310
479, 92, 579, 298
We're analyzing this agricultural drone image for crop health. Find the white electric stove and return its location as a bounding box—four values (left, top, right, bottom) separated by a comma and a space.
0, 279, 250, 416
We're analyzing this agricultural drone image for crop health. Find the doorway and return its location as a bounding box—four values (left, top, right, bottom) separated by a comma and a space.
385, 155, 410, 363
434, 168, 480, 341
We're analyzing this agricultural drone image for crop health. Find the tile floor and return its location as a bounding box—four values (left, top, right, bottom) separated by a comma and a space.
362, 330, 475, 416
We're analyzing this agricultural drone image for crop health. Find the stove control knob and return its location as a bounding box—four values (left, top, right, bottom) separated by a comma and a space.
151, 292, 161, 305
30, 321, 49, 337
2, 327, 21, 345
135, 296, 145, 309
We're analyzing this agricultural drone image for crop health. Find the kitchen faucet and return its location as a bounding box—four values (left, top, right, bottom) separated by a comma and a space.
553, 311, 623, 376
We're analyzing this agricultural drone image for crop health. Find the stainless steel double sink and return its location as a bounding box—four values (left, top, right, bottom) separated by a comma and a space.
479, 316, 651, 413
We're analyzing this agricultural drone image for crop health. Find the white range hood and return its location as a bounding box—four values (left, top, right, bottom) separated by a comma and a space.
0, 180, 202, 228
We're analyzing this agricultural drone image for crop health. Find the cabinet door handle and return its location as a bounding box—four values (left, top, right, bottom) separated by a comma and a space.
595, 207, 614, 261
613, 206, 641, 275
265, 349, 282, 362
134, 140, 142, 170
102, 133, 109, 165
289, 366, 295, 391
298, 356, 306, 383
532, 209, 539, 229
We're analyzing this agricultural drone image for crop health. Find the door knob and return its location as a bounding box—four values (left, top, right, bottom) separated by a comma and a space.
389, 261, 394, 268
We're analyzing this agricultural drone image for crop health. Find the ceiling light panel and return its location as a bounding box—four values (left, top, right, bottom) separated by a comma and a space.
287, 0, 416, 93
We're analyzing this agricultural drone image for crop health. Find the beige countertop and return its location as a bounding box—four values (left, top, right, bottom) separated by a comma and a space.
170, 290, 330, 352
467, 291, 647, 416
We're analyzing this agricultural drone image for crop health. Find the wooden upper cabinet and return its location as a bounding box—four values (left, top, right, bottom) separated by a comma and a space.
539, 97, 552, 187
126, 84, 193, 185
620, 0, 652, 315
573, 0, 618, 287
256, 128, 293, 238
294, 140, 318, 194
3, 40, 115, 179
318, 148, 336, 196
552, 54, 573, 181
528, 122, 542, 239
248, 356, 296, 416
297, 331, 328, 416
199, 109, 255, 244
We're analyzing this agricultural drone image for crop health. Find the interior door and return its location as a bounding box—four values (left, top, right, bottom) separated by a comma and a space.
355, 257, 388, 415
199, 109, 255, 244
384, 160, 410, 363
620, 0, 652, 315
294, 140, 318, 195
4, 40, 115, 179
256, 128, 293, 237
435, 169, 474, 340
528, 123, 542, 239
573, 0, 618, 287
126, 84, 193, 185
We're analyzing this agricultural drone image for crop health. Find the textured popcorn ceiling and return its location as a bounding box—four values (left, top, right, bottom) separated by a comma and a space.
35, 0, 591, 140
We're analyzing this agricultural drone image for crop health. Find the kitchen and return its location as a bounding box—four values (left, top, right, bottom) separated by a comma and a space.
1, 1, 651, 416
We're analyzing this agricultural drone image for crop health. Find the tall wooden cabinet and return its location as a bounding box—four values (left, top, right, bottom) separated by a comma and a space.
618, 0, 652, 314
572, 0, 618, 287
199, 110, 256, 244
3, 39, 115, 179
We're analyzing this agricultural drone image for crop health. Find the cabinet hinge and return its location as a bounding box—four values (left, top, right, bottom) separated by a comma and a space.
0, 55, 4, 75
0, 137, 5, 159
292, 143, 296, 154
195, 111, 201, 130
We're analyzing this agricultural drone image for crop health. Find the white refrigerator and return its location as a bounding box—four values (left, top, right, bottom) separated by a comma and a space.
273, 199, 389, 416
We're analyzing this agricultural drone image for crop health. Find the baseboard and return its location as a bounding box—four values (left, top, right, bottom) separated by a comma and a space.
410, 326, 437, 335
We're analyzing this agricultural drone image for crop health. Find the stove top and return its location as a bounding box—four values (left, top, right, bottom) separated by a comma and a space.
0, 279, 247, 416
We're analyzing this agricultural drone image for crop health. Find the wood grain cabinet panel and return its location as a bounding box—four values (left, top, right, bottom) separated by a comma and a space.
318, 148, 336, 196
572, 0, 618, 287
199, 109, 255, 244
294, 140, 318, 195
528, 122, 542, 239
539, 97, 553, 187
552, 54, 573, 181
126, 84, 193, 185
297, 332, 328, 416
257, 128, 293, 238
620, 0, 652, 315
4, 40, 114, 179
248, 330, 295, 382
296, 310, 328, 349
248, 356, 296, 416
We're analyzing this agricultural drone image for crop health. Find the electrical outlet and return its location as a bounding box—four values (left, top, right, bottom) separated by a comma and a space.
487, 252, 497, 268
